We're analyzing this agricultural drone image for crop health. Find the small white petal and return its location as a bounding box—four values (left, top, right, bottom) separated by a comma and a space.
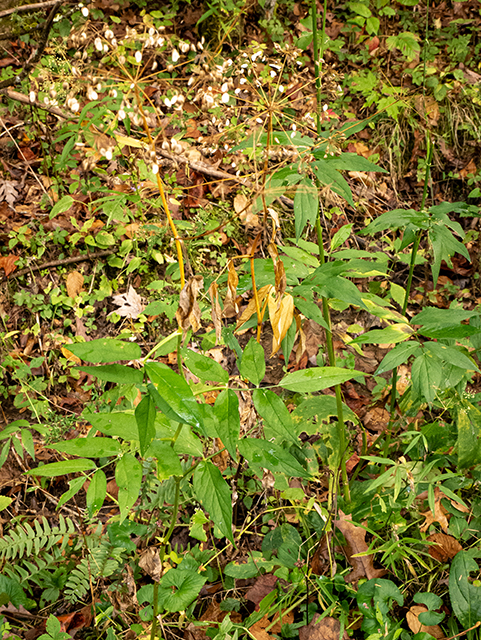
171, 49, 179, 62
94, 37, 102, 52
29, 91, 36, 103
135, 50, 142, 63
81, 6, 89, 17
221, 93, 229, 103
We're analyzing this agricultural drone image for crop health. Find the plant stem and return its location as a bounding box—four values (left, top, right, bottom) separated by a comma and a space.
386, 136, 432, 452
311, 0, 350, 504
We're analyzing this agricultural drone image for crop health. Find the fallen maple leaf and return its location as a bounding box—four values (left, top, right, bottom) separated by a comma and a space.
110, 286, 145, 319
334, 511, 387, 583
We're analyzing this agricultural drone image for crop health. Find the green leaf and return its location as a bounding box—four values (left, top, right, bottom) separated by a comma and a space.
183, 349, 229, 383
238, 438, 309, 479
312, 159, 354, 206
26, 459, 96, 477
225, 551, 277, 578
361, 209, 425, 235
136, 394, 156, 456
239, 338, 265, 385
159, 568, 207, 612
145, 362, 204, 430
350, 323, 414, 345
429, 224, 470, 287
50, 195, 74, 219
116, 454, 142, 523
49, 437, 121, 458
213, 389, 240, 459
83, 411, 139, 440
456, 401, 481, 469
331, 224, 353, 251
375, 341, 421, 375
279, 367, 363, 393
57, 476, 86, 509
411, 353, 443, 405
411, 308, 480, 339
252, 389, 297, 444
144, 441, 183, 479
68, 338, 141, 363
0, 496, 12, 511
77, 364, 144, 384
349, 1, 371, 17
449, 550, 481, 627
21, 429, 35, 460
326, 153, 386, 173
193, 460, 233, 544
0, 575, 27, 608
294, 177, 318, 239
294, 298, 329, 330
86, 469, 107, 515
312, 273, 366, 309
424, 342, 479, 372
189, 509, 209, 541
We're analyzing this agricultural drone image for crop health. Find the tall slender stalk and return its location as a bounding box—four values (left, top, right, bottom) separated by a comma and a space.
311, 0, 350, 504
385, 136, 432, 455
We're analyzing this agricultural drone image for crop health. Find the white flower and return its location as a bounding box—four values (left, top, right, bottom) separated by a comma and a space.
94, 37, 102, 52
152, 164, 159, 174
323, 104, 328, 112
105, 149, 113, 160
171, 49, 179, 63
135, 50, 142, 64
118, 109, 126, 120
29, 91, 36, 103
221, 93, 229, 103
81, 7, 89, 17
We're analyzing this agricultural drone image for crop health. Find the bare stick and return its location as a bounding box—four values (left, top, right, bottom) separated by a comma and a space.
0, 0, 62, 19
0, 88, 77, 121
9, 250, 116, 279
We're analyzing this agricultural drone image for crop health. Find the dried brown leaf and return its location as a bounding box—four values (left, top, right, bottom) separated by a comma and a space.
0, 254, 19, 277
420, 487, 451, 533
334, 511, 387, 583
268, 291, 294, 356
176, 275, 204, 332
139, 547, 162, 581
111, 286, 145, 319
406, 606, 444, 638
427, 532, 462, 561
223, 260, 239, 318
299, 614, 348, 640
208, 282, 222, 343
66, 271, 84, 298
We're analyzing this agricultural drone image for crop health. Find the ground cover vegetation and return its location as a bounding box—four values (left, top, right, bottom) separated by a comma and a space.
0, 0, 481, 638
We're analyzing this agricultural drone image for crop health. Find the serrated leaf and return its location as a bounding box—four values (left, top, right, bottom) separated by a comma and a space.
116, 454, 142, 523
49, 437, 121, 458
27, 459, 97, 477
193, 461, 233, 544
136, 394, 156, 456
146, 362, 204, 429
253, 388, 297, 444
184, 349, 229, 383
279, 367, 363, 393
294, 177, 318, 239
144, 440, 183, 479
84, 411, 139, 440
238, 438, 309, 479
77, 364, 143, 384
375, 341, 421, 375
86, 469, 107, 515
213, 389, 240, 459
239, 338, 265, 385
68, 338, 141, 363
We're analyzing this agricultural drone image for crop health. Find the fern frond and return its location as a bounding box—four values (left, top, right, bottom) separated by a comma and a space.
0, 516, 76, 562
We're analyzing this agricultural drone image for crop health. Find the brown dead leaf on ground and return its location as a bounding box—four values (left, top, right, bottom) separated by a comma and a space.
363, 406, 390, 432
185, 603, 242, 640
299, 614, 348, 640
0, 254, 19, 277
334, 511, 387, 583
250, 609, 294, 640
66, 271, 84, 298
419, 487, 453, 533
246, 574, 278, 608
406, 606, 444, 638
427, 532, 462, 561
208, 282, 222, 342
110, 286, 145, 319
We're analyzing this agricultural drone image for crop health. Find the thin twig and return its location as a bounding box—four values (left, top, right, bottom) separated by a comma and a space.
9, 249, 116, 279
0, 0, 63, 19
0, 1, 62, 91
0, 88, 78, 121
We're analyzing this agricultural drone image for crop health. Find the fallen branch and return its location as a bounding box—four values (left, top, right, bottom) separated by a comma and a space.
0, 0, 63, 19
10, 249, 115, 279
0, 88, 77, 121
